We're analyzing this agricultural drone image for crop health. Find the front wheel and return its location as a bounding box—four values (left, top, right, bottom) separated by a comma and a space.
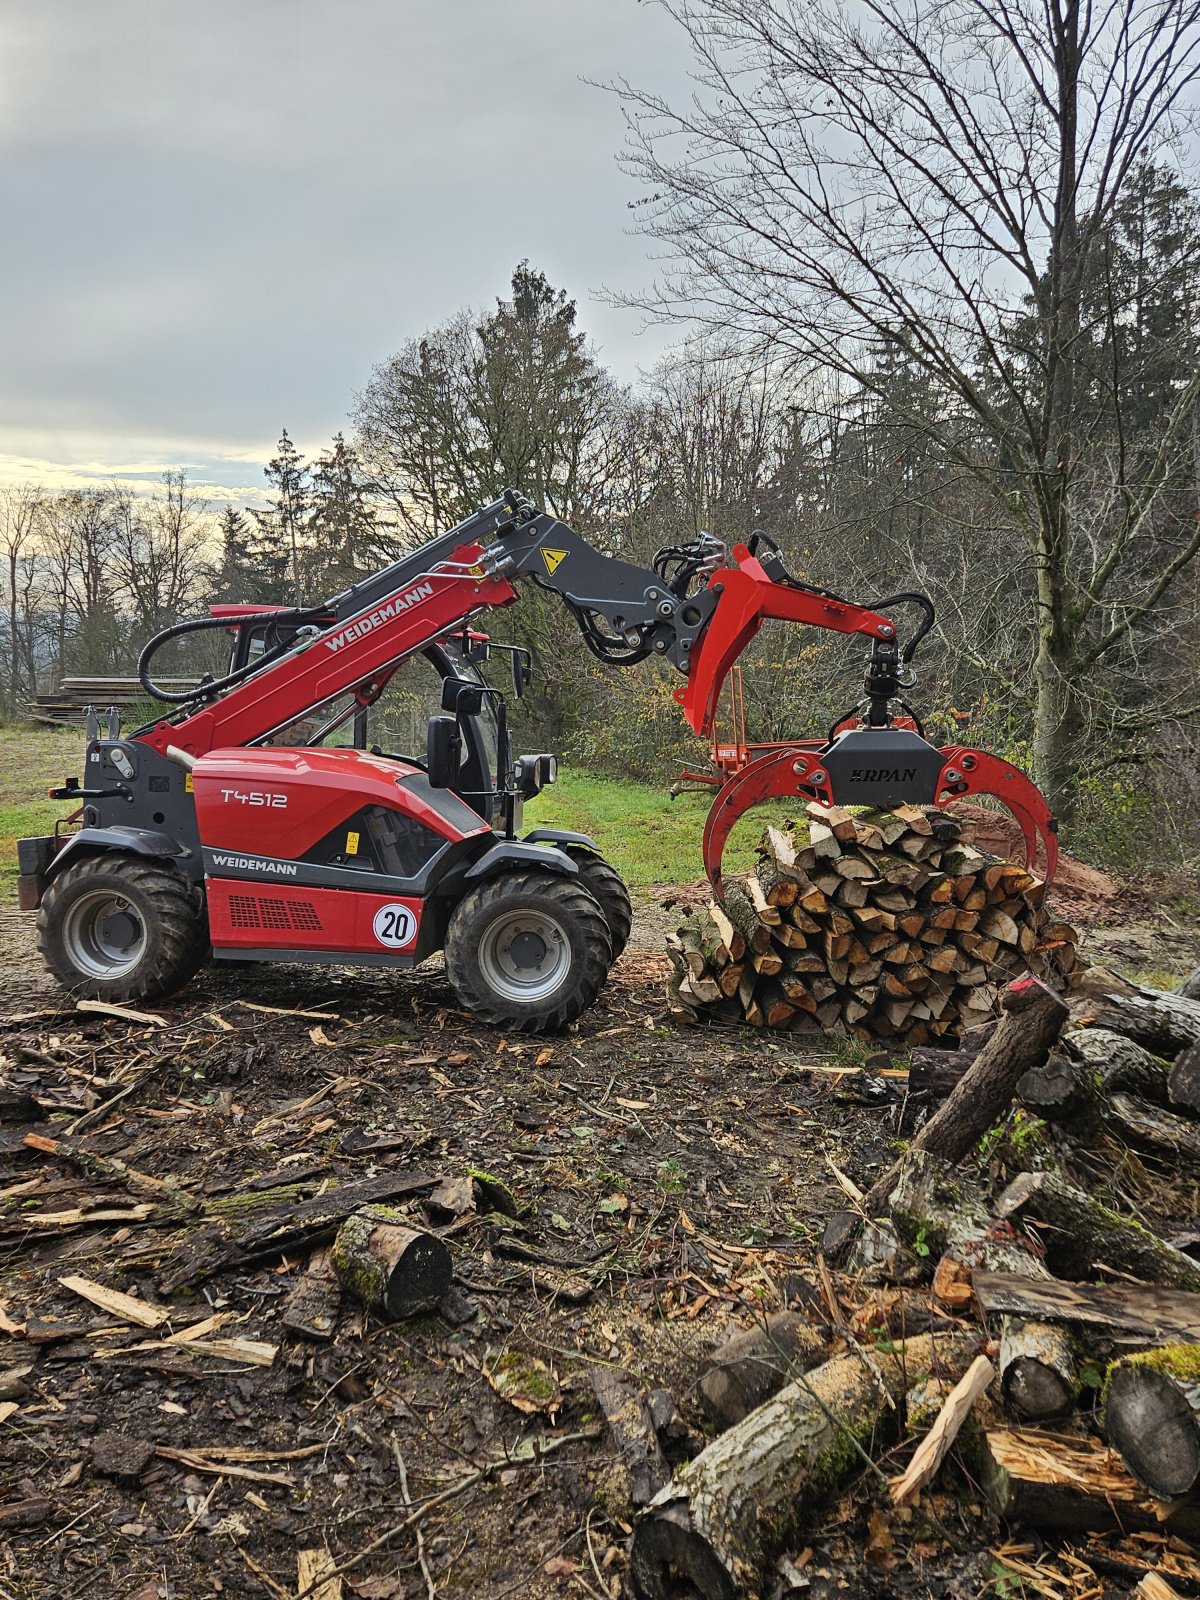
444, 868, 612, 1033
37, 854, 207, 1003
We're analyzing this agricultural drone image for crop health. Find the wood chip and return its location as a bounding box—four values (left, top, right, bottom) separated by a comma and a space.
234, 1001, 340, 1021
297, 1546, 343, 1600
58, 1275, 168, 1328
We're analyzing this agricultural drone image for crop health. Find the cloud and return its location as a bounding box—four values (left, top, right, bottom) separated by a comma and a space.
0, 1, 689, 490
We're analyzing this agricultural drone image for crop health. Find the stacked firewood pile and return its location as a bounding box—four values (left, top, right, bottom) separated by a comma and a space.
667, 802, 1082, 1043
624, 969, 1200, 1599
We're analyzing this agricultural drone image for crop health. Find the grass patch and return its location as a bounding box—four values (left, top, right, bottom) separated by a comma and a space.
0, 730, 799, 903
0, 723, 84, 903
525, 766, 797, 887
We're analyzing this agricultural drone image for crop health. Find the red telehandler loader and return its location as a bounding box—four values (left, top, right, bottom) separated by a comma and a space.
17, 490, 1057, 1032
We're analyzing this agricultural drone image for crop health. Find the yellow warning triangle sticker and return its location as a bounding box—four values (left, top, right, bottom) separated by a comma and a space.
541, 547, 568, 576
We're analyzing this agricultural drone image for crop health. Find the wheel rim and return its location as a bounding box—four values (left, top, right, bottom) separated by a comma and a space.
477, 907, 571, 1003
61, 889, 147, 980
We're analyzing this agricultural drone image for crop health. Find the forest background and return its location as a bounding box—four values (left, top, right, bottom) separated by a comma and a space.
2, 0, 1200, 881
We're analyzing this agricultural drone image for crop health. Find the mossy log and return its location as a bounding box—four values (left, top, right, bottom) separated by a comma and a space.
331, 1206, 451, 1319
629, 1332, 976, 1600
997, 1172, 1200, 1291
1104, 1344, 1200, 1497
999, 1319, 1077, 1420
698, 1313, 829, 1430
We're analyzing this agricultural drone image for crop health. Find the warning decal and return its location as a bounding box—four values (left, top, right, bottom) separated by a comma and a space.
540, 547, 568, 576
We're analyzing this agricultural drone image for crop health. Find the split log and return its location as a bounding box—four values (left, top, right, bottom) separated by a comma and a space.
998, 1320, 1077, 1419
997, 1171, 1200, 1291
1104, 1345, 1200, 1497
629, 1333, 976, 1600
669, 802, 1079, 1046
890, 1354, 995, 1505
589, 1367, 668, 1512
1074, 968, 1200, 1057
862, 978, 1069, 1217
973, 1269, 1200, 1344
980, 1427, 1200, 1537
331, 1207, 451, 1319
698, 1313, 829, 1430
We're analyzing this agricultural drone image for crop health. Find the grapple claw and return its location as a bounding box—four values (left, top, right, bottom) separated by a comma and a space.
934, 746, 1058, 880
701, 740, 1058, 892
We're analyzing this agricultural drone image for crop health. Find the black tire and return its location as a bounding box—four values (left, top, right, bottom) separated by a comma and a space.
37, 853, 207, 1003
562, 848, 632, 961
444, 868, 612, 1033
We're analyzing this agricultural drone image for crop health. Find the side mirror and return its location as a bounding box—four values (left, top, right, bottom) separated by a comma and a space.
426, 716, 461, 788
511, 648, 533, 699
441, 678, 484, 716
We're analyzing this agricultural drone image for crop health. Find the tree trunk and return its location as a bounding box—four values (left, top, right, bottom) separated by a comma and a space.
997, 1172, 1200, 1291
863, 977, 1068, 1215
999, 1319, 1078, 1420
698, 1313, 829, 1430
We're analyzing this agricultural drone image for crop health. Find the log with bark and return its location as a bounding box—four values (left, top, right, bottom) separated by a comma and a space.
1104, 1345, 1200, 1497
589, 1367, 668, 1513
667, 802, 1082, 1044
1073, 969, 1200, 1057
998, 1319, 1078, 1420
973, 1269, 1200, 1344
996, 1172, 1200, 1291
629, 1332, 976, 1600
980, 1427, 1200, 1537
698, 1312, 829, 1430
331, 1206, 452, 1319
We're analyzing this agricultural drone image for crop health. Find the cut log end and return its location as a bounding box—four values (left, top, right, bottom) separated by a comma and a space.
331, 1208, 452, 1319
1105, 1351, 1200, 1498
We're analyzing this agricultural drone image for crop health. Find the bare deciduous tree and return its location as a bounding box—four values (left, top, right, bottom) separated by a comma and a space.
616, 0, 1200, 813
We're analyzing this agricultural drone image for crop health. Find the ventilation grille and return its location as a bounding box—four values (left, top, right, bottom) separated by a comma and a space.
228, 894, 322, 932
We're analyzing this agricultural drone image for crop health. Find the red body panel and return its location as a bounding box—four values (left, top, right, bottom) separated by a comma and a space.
192, 747, 489, 858
141, 545, 517, 759
678, 551, 898, 737
207, 878, 425, 955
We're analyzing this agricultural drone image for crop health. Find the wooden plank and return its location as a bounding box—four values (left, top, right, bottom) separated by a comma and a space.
972, 1270, 1200, 1342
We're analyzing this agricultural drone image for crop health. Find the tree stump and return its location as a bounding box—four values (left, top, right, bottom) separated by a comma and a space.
331, 1206, 451, 1319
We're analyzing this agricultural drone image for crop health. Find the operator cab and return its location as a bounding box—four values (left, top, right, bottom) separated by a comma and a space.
219, 612, 552, 832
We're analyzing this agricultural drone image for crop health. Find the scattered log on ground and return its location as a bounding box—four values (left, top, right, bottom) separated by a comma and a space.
973, 1269, 1200, 1343
998, 1320, 1078, 1420
857, 1148, 1051, 1280
589, 1367, 669, 1512
862, 978, 1069, 1217
907, 1046, 976, 1097
1104, 1345, 1200, 1497
997, 1172, 1200, 1291
1169, 1038, 1200, 1117
1074, 969, 1200, 1057
1177, 966, 1200, 1002
698, 1312, 829, 1430
331, 1207, 451, 1320
629, 1332, 976, 1600
280, 1247, 341, 1341
670, 803, 1081, 1044
979, 1427, 1200, 1537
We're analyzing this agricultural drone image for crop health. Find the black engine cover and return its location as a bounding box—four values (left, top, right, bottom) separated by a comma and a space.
820, 728, 945, 808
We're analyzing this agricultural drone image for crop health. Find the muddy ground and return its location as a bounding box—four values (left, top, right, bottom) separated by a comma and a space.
0, 882, 1197, 1600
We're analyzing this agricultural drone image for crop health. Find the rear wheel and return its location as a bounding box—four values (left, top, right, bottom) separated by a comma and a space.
562, 848, 632, 961
444, 868, 612, 1033
37, 854, 207, 1003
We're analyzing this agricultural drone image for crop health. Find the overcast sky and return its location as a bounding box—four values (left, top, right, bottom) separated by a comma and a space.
0, 1, 692, 501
